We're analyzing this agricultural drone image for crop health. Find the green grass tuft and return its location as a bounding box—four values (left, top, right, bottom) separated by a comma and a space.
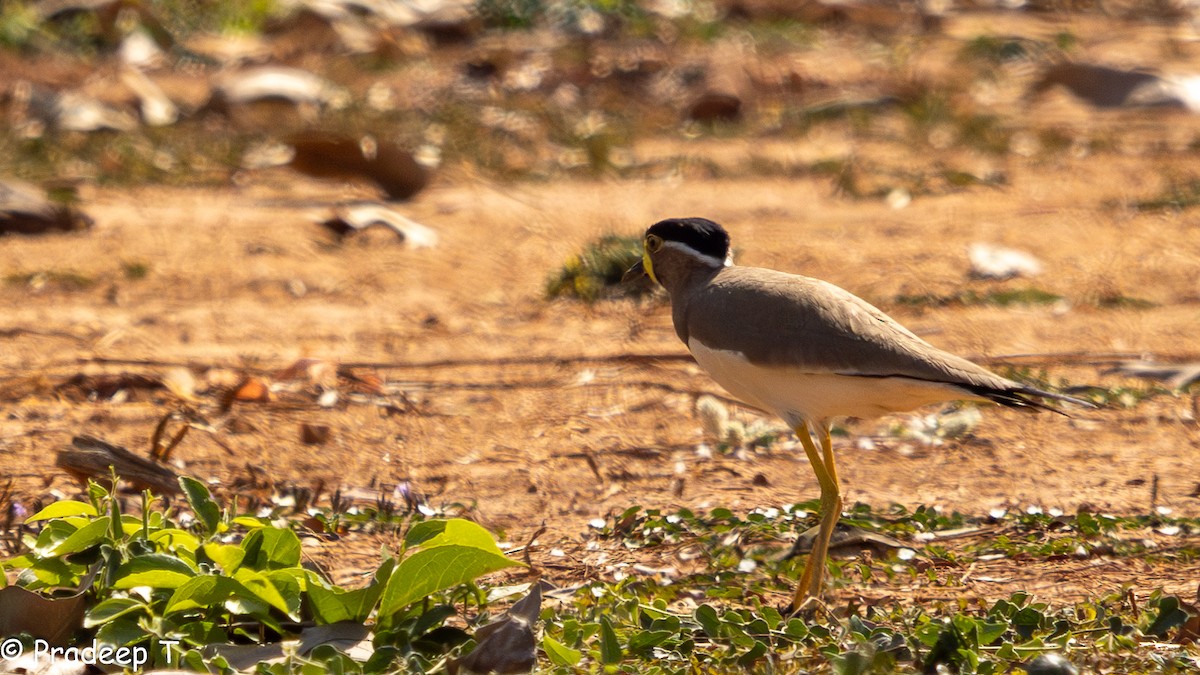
895, 287, 1062, 309
122, 260, 151, 280
546, 233, 653, 302
1132, 177, 1200, 212
6, 270, 95, 291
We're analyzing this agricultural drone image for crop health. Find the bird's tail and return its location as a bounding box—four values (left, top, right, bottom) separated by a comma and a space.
967, 384, 1100, 416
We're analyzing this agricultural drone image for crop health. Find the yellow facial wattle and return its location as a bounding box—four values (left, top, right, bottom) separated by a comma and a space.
642, 246, 659, 285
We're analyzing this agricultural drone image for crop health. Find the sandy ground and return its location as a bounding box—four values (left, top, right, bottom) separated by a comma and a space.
3, 5, 1200, 604
2, 143, 1199, 601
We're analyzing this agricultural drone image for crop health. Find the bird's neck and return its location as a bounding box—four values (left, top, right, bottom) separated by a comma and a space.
657, 259, 724, 297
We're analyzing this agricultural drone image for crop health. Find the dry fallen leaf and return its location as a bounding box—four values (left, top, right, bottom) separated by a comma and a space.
451, 584, 541, 675
0, 564, 98, 645
320, 203, 439, 248
233, 377, 272, 402
288, 132, 431, 201
0, 178, 93, 235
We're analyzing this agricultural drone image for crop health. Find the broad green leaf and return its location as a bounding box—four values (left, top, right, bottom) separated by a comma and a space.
242, 527, 301, 570
404, 520, 449, 548
176, 620, 228, 647
45, 516, 111, 556
165, 575, 237, 614
202, 543, 246, 574
737, 640, 768, 668
179, 477, 221, 536
1147, 596, 1189, 637
25, 500, 98, 522
695, 604, 721, 638
21, 557, 80, 588
378, 545, 521, 620
977, 621, 1008, 646
831, 649, 871, 675
405, 519, 504, 553
628, 630, 673, 654
95, 618, 149, 649
118, 515, 147, 537
33, 520, 80, 555
85, 597, 147, 627
113, 553, 197, 589
542, 635, 582, 667
268, 567, 308, 592
225, 592, 272, 623
234, 568, 294, 617
599, 615, 622, 665
232, 516, 267, 529
149, 528, 201, 553
309, 582, 384, 625
760, 606, 783, 630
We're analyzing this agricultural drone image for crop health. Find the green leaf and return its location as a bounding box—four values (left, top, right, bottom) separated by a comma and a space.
19, 557, 80, 588
234, 568, 294, 617
113, 553, 197, 589
202, 543, 246, 574
241, 527, 302, 570
695, 604, 721, 638
599, 615, 622, 664
309, 581, 384, 625
542, 634, 582, 667
95, 617, 149, 649
404, 519, 505, 553
25, 500, 98, 522
46, 516, 111, 556
85, 597, 148, 627
165, 575, 237, 614
737, 639, 768, 668
378, 545, 521, 620
760, 606, 783, 631
149, 528, 201, 554
87, 481, 110, 510
118, 515, 146, 537
627, 630, 673, 654
179, 477, 221, 536
831, 649, 871, 675
977, 621, 1008, 646
230, 516, 266, 528
1147, 596, 1190, 637
404, 520, 449, 548
31, 521, 76, 556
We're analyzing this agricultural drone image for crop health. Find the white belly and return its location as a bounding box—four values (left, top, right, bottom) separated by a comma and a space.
687, 339, 983, 427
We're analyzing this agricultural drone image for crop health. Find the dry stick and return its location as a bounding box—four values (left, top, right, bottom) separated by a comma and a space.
523, 523, 548, 570
0, 327, 90, 343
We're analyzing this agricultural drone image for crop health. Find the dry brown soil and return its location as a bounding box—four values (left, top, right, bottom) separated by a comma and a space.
3, 9, 1200, 607
3, 148, 1199, 605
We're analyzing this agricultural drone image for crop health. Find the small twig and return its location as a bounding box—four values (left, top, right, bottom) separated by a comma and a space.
960, 561, 978, 585
0, 327, 90, 343
523, 523, 548, 571
976, 351, 1200, 366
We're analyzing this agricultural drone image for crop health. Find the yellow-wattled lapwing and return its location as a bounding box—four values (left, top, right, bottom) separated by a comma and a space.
622, 217, 1094, 610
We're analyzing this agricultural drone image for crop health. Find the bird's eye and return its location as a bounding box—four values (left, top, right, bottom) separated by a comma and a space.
645, 234, 663, 253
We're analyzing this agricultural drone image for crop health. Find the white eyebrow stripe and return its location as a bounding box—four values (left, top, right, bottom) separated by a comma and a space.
662, 239, 727, 268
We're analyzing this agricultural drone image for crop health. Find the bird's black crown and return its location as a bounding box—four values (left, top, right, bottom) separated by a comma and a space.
647, 217, 730, 261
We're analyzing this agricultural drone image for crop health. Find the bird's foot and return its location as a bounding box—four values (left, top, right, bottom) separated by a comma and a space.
787, 594, 834, 620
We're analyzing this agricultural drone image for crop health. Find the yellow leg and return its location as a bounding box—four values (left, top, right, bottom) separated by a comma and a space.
792, 421, 843, 611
